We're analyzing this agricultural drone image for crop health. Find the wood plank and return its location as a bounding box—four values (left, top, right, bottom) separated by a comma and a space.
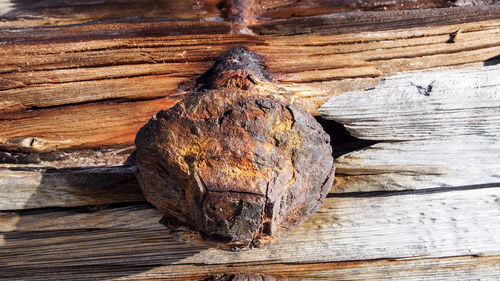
2, 66, 499, 209
1, 256, 500, 281
1, 18, 498, 150
0, 146, 134, 167
319, 65, 500, 141
0, 0, 223, 28
98, 256, 500, 281
333, 136, 500, 192
1, 187, 499, 280
0, 97, 181, 152
254, 0, 458, 20
252, 5, 500, 35
7, 132, 497, 209
0, 167, 142, 211
0, 0, 488, 29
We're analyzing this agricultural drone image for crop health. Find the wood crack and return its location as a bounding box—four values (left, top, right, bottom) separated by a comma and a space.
329, 182, 500, 198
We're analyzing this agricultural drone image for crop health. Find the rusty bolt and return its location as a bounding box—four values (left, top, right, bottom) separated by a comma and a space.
135, 47, 335, 249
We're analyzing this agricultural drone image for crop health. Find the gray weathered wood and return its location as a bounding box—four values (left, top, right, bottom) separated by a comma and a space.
320, 65, 500, 192
334, 135, 500, 192
0, 167, 142, 210
319, 65, 500, 141
1, 187, 499, 281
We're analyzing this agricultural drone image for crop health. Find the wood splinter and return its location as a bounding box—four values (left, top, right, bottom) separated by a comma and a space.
135, 47, 335, 249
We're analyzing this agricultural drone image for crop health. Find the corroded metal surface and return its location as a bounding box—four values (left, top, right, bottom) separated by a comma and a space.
135, 47, 335, 249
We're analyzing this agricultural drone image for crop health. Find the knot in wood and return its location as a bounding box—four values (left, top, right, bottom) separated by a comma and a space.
135, 47, 335, 249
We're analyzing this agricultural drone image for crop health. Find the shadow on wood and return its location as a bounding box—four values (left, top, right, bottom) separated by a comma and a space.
0, 205, 210, 280
484, 54, 500, 66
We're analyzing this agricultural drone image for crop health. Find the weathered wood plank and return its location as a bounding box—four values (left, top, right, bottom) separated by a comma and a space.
0, 167, 142, 210
1, 18, 499, 151
0, 0, 224, 28
0, 146, 134, 167
2, 63, 500, 209
1, 187, 499, 280
2, 256, 500, 281
334, 136, 500, 192
109, 255, 500, 281
255, 0, 459, 20
252, 5, 500, 35
321, 65, 500, 192
7, 132, 498, 209
319, 65, 500, 141
0, 0, 489, 29
0, 97, 181, 152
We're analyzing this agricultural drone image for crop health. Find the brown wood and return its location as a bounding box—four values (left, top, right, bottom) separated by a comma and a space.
254, 0, 457, 19
0, 0, 224, 28
1, 7, 499, 151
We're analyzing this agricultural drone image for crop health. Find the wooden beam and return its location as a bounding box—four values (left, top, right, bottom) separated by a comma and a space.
333, 136, 500, 192
1, 16, 499, 151
319, 65, 500, 141
0, 0, 224, 28
252, 5, 500, 35
1, 187, 499, 280
0, 167, 142, 210
321, 65, 500, 192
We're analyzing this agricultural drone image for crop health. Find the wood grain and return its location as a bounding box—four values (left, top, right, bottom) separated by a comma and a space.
2, 63, 500, 209
334, 136, 500, 192
319, 65, 500, 141
1, 187, 499, 280
252, 5, 500, 35
0, 0, 224, 28
0, 167, 142, 211
0, 97, 181, 152
2, 256, 500, 281
1, 1, 499, 280
320, 65, 500, 192
104, 255, 500, 281
254, 0, 458, 20
1, 15, 499, 151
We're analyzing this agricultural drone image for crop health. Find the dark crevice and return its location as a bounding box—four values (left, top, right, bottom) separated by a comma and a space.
315, 117, 377, 158
484, 54, 500, 66
23, 95, 174, 112
0, 72, 188, 92
328, 182, 500, 198
0, 56, 222, 76
2, 201, 150, 216
205, 189, 265, 197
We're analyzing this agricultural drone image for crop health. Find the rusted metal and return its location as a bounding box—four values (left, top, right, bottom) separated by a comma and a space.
135, 47, 335, 249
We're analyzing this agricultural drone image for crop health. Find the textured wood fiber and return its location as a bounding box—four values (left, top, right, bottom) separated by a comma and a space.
319, 65, 500, 141
1, 1, 500, 279
0, 167, 142, 210
0, 6, 499, 151
0, 0, 224, 28
320, 65, 500, 192
1, 187, 499, 280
